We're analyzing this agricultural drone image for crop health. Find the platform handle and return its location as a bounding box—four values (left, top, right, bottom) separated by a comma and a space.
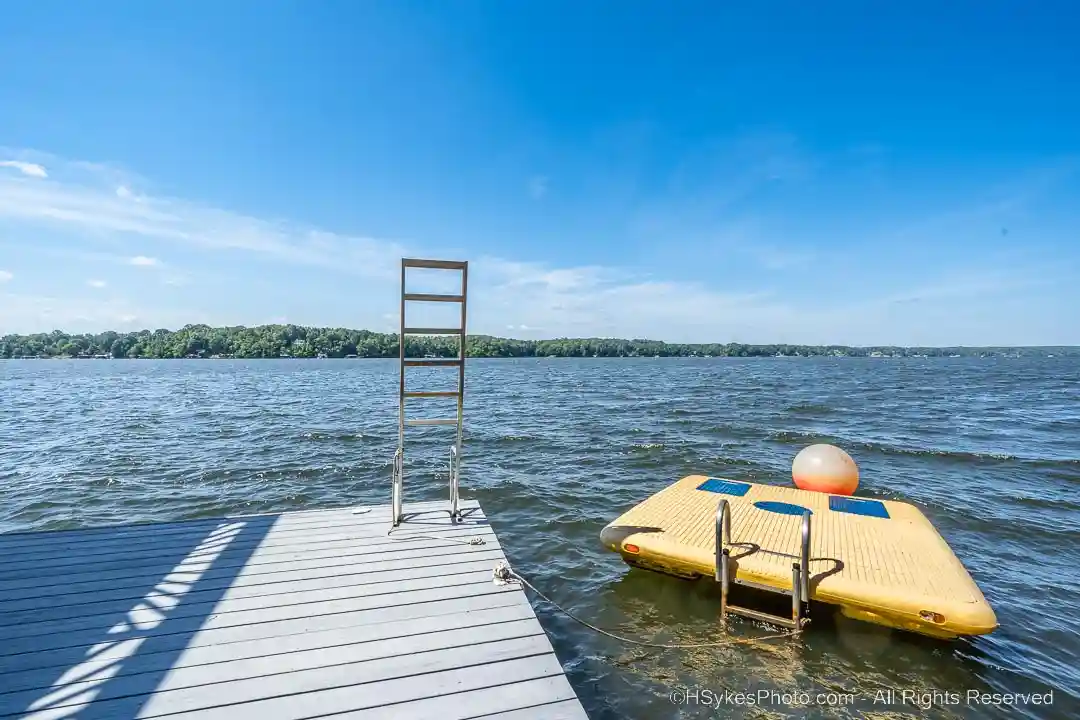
714, 499, 731, 582
799, 509, 811, 602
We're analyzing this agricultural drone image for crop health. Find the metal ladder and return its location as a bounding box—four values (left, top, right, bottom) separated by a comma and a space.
391, 258, 469, 527
715, 499, 812, 631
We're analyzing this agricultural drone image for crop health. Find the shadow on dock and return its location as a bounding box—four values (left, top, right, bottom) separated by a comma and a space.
0, 515, 277, 719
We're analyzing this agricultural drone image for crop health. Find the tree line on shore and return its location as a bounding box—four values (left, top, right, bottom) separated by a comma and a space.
0, 325, 1074, 359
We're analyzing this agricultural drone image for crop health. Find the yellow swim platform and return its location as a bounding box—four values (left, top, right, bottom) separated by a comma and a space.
601, 475, 998, 639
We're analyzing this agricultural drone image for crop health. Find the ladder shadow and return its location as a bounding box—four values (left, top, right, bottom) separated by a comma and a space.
0, 514, 278, 720
396, 505, 488, 528
726, 542, 845, 592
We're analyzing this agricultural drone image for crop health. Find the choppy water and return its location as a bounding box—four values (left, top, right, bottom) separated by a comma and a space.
2, 357, 1079, 719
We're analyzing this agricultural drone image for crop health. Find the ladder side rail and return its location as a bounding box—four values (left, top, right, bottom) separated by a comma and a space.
451, 262, 468, 518
393, 260, 407, 525
394, 259, 469, 526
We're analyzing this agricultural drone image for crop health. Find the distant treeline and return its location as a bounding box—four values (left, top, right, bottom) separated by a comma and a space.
1, 325, 1075, 359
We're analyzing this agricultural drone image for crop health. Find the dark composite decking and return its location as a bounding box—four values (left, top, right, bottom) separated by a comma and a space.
0, 500, 588, 719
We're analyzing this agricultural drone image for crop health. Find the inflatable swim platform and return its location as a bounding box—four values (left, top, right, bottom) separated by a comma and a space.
601, 474, 997, 639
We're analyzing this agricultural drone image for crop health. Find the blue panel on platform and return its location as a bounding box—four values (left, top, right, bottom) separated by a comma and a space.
696, 479, 751, 496
753, 500, 812, 516
829, 496, 890, 519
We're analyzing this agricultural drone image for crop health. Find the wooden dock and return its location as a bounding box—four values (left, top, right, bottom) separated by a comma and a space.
0, 500, 588, 719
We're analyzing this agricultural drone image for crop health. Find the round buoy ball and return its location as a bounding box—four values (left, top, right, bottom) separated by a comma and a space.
792, 444, 859, 495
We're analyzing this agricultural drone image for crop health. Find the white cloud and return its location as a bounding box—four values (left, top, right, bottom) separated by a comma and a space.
0, 154, 406, 280
0, 160, 47, 178
87, 279, 108, 288
0, 270, 13, 282
0, 148, 1075, 344
0, 292, 190, 335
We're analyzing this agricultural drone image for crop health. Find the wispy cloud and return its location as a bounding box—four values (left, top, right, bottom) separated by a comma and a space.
628, 132, 816, 266
748, 245, 813, 270
0, 292, 175, 334
0, 148, 1075, 344
0, 153, 407, 280
468, 255, 785, 341
713, 221, 814, 270
87, 279, 108, 288
0, 270, 13, 282
879, 269, 1055, 306
0, 160, 47, 178
528, 175, 548, 199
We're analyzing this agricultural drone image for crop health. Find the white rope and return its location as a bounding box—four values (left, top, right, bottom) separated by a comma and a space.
385, 528, 486, 545
493, 561, 799, 649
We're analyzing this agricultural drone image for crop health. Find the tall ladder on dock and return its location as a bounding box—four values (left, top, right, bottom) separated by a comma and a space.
391, 258, 469, 527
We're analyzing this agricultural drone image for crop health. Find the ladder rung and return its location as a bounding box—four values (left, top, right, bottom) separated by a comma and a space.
402, 258, 467, 270
403, 327, 464, 335
403, 391, 460, 398
403, 359, 463, 367
404, 418, 459, 426
733, 578, 792, 595
403, 293, 464, 303
724, 604, 799, 629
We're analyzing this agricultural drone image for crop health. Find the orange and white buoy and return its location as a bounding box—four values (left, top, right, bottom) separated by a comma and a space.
792, 443, 859, 495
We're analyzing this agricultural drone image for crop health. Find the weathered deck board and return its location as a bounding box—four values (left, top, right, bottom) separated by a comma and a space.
0, 510, 492, 577
0, 501, 445, 551
0, 504, 478, 561
0, 527, 497, 595
0, 501, 588, 719
0, 546, 507, 612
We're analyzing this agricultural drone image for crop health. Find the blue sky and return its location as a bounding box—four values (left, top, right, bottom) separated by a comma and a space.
1, 1, 1077, 345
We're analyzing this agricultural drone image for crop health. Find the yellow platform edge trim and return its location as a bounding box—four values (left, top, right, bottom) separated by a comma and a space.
601, 475, 998, 639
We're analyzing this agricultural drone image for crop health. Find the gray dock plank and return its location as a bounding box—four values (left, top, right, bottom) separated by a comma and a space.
2, 569, 503, 642
0, 555, 506, 627
0, 546, 507, 613
0, 509, 491, 576
1, 579, 522, 659
0, 500, 477, 550
0, 527, 497, 596
336, 678, 588, 720
0, 501, 587, 720
0, 619, 549, 714
2, 604, 538, 696
0, 502, 487, 565
464, 698, 591, 720
136, 655, 568, 720
2, 591, 527, 676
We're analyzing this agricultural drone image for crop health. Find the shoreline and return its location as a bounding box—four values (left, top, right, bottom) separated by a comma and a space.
2, 353, 1069, 361
3, 325, 1077, 360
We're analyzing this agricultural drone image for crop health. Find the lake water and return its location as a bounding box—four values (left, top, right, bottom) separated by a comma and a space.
2, 357, 1078, 719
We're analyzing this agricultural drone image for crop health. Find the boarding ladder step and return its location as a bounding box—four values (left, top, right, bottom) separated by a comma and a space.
714, 498, 812, 631
392, 258, 469, 527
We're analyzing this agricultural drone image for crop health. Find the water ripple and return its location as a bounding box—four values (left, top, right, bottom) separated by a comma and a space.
2, 356, 1079, 718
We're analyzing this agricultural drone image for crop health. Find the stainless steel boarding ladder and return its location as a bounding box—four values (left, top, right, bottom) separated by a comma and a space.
391, 258, 468, 527
715, 499, 812, 631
